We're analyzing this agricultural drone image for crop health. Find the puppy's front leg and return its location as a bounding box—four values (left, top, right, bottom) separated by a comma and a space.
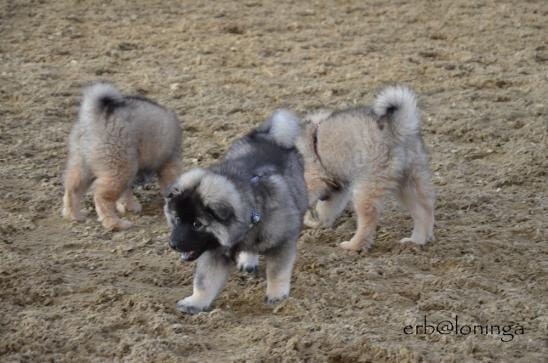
176, 250, 231, 314
265, 241, 296, 304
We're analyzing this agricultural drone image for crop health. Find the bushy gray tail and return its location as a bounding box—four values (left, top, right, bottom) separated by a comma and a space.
80, 82, 123, 120
260, 109, 300, 148
373, 85, 421, 137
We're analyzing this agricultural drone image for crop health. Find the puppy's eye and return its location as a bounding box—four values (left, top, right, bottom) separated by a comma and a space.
192, 220, 204, 231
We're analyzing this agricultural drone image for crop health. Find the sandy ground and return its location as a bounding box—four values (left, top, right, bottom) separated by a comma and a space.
1, 0, 547, 361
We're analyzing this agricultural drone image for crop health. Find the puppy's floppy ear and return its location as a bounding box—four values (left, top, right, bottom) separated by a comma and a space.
207, 202, 234, 222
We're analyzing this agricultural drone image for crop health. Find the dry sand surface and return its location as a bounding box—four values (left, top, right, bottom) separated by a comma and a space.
1, 0, 547, 362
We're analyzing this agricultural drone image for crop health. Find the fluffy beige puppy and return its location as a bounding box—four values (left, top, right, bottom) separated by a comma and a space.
62, 83, 182, 230
298, 85, 435, 250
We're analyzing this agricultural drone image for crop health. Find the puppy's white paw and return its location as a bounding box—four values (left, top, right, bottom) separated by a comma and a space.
176, 296, 208, 315
303, 211, 320, 229
62, 208, 87, 222
339, 240, 363, 252
103, 218, 133, 231
266, 278, 290, 305
117, 219, 133, 230
265, 294, 288, 305
400, 237, 427, 245
237, 252, 259, 275
116, 200, 142, 215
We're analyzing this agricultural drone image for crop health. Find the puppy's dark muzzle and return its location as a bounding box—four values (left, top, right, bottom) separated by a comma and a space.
169, 223, 186, 251
169, 239, 179, 251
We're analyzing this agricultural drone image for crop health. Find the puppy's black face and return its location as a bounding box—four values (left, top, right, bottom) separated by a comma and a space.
165, 188, 233, 262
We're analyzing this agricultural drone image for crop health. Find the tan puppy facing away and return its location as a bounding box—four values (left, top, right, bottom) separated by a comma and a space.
62, 82, 182, 231
297, 85, 435, 251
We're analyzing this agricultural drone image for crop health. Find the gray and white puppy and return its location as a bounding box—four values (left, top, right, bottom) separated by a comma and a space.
297, 85, 435, 251
164, 110, 307, 314
63, 82, 182, 231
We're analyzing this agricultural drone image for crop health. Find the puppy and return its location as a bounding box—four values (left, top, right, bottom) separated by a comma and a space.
62, 82, 182, 231
164, 110, 307, 314
297, 85, 435, 251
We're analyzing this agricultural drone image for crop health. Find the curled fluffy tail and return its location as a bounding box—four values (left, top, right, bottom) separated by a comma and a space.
262, 109, 300, 148
80, 82, 123, 119
373, 85, 421, 137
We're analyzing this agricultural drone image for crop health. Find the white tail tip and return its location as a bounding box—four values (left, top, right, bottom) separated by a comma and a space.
269, 109, 300, 148
373, 85, 420, 136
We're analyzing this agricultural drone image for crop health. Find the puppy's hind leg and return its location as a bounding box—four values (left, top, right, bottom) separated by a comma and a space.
62, 159, 93, 222
176, 250, 231, 314
116, 188, 142, 215
94, 174, 133, 231
398, 170, 435, 245
265, 241, 296, 304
